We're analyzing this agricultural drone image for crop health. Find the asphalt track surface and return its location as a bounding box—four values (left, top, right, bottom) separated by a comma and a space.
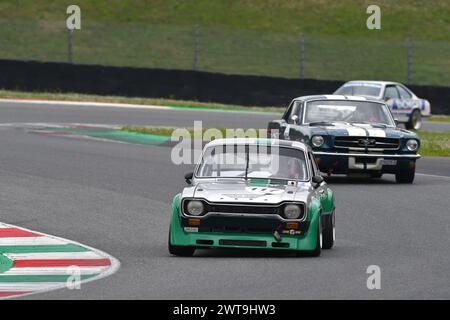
0, 101, 449, 299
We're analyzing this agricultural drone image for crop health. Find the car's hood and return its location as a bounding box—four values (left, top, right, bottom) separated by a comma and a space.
182, 180, 310, 204
310, 122, 417, 139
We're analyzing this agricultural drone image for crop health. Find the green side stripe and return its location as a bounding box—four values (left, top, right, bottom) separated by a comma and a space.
0, 244, 89, 254
0, 274, 97, 282
0, 255, 13, 274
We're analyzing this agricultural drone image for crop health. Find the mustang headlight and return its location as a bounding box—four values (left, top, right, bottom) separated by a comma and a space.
406, 139, 419, 151
311, 135, 324, 148
284, 204, 301, 219
186, 200, 204, 216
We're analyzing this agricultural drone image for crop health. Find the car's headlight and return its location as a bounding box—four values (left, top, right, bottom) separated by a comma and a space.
406, 139, 419, 151
311, 135, 324, 147
186, 200, 204, 216
284, 204, 301, 219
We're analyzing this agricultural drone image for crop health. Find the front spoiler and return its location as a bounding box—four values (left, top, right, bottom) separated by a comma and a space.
171, 231, 317, 251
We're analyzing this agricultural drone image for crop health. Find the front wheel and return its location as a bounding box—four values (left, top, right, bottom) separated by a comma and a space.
395, 166, 415, 184
322, 210, 335, 249
405, 109, 422, 130
370, 172, 383, 179
297, 216, 322, 257
168, 229, 195, 257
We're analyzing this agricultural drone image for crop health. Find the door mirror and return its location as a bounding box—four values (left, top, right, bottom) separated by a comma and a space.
185, 172, 193, 185
291, 115, 299, 125
394, 118, 399, 126
312, 175, 324, 188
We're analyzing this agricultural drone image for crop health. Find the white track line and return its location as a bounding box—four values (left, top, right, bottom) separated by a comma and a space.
0, 283, 66, 291
0, 98, 172, 111
4, 251, 104, 260
0, 237, 66, 246
3, 267, 109, 276
416, 173, 450, 179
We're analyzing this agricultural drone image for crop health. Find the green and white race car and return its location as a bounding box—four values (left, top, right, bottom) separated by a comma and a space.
168, 138, 335, 257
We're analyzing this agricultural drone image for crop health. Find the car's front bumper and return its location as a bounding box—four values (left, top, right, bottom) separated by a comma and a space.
170, 213, 320, 251
313, 151, 419, 174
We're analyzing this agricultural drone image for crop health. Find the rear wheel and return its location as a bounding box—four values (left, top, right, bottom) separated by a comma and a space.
168, 228, 195, 257
395, 166, 415, 184
322, 210, 335, 249
405, 110, 422, 130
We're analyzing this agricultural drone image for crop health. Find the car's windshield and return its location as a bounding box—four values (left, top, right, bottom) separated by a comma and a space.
304, 100, 394, 126
196, 144, 309, 181
334, 83, 381, 97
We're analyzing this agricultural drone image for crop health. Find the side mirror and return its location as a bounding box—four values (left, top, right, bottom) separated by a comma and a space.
185, 172, 193, 185
291, 115, 299, 125
312, 175, 324, 188
394, 118, 399, 126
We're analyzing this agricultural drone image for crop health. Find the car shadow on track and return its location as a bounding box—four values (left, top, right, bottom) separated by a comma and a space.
192, 248, 315, 258
324, 176, 396, 185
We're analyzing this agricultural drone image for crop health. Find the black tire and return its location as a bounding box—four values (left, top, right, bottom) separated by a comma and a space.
168, 229, 195, 257
370, 172, 383, 179
297, 216, 322, 257
322, 210, 335, 250
395, 166, 415, 184
405, 110, 422, 130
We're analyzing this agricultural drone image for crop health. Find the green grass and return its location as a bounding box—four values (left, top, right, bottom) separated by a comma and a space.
121, 125, 267, 139
0, 1, 449, 85
122, 126, 450, 157
0, 89, 283, 113
428, 115, 450, 123
416, 131, 450, 157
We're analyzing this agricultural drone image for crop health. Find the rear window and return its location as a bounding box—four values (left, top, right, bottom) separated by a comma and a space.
335, 83, 381, 97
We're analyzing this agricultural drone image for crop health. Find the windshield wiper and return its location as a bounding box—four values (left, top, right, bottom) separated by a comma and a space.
308, 121, 335, 126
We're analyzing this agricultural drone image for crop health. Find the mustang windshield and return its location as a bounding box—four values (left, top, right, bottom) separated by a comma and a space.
196, 145, 308, 181
334, 83, 381, 97
304, 100, 394, 126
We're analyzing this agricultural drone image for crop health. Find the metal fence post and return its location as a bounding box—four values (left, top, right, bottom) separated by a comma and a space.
299, 33, 305, 79
405, 38, 413, 84
193, 24, 200, 71
67, 28, 73, 64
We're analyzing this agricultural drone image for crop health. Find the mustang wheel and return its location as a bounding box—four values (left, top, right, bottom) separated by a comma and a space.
168, 228, 196, 257
406, 109, 422, 130
395, 166, 415, 184
322, 210, 335, 249
370, 172, 383, 179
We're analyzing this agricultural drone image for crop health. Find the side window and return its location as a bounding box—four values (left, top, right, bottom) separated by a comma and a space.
396, 85, 412, 99
384, 85, 400, 100
285, 101, 302, 124
282, 101, 294, 121
308, 152, 320, 177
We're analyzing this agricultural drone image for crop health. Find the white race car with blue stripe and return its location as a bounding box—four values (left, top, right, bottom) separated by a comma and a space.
334, 81, 431, 130
268, 95, 421, 184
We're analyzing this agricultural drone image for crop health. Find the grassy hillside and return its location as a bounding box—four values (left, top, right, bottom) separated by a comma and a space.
0, 0, 449, 85
1, 0, 449, 39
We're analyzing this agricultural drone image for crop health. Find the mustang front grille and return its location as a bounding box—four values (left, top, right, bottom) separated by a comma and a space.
333, 136, 400, 150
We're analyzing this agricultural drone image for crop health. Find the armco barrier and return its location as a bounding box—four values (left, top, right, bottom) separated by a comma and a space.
0, 59, 449, 114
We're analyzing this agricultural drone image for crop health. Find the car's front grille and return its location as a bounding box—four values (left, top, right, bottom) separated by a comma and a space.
208, 203, 280, 215
334, 136, 400, 150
